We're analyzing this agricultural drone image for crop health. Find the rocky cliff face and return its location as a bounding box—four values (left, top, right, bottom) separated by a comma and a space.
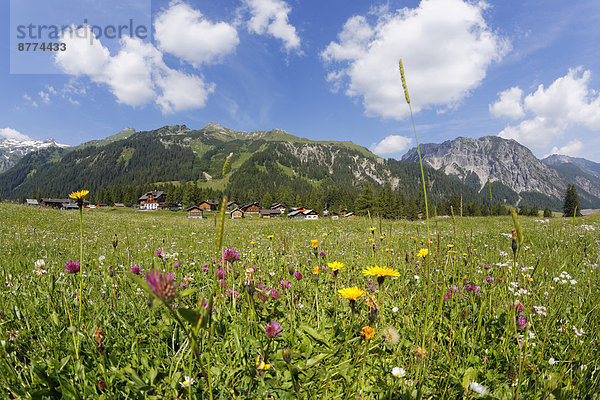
401, 136, 566, 199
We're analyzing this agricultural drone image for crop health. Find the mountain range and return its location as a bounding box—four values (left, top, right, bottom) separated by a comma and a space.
0, 123, 599, 210
0, 137, 69, 172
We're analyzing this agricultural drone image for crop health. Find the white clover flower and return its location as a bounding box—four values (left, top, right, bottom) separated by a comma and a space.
392, 307, 399, 313
470, 382, 487, 394
549, 357, 556, 365
391, 367, 406, 378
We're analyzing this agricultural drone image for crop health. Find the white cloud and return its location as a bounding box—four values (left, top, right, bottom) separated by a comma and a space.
497, 68, 600, 148
0, 128, 32, 141
548, 139, 584, 158
370, 135, 412, 156
156, 68, 215, 113
54, 24, 215, 113
322, 0, 508, 120
39, 91, 51, 104
244, 0, 301, 52
154, 1, 239, 67
489, 87, 524, 119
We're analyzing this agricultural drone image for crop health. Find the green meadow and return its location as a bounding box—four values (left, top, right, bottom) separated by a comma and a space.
0, 204, 598, 399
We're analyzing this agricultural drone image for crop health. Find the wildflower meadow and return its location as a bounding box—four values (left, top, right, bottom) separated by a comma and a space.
0, 203, 598, 399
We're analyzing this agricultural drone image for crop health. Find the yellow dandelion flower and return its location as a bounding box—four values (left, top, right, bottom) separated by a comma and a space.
379, 236, 385, 240
417, 248, 429, 258
311, 239, 319, 248
338, 286, 365, 301
267, 235, 274, 239
250, 241, 256, 245
363, 265, 400, 278
255, 356, 271, 370
361, 326, 375, 340
328, 261, 344, 271
447, 244, 454, 248
312, 266, 319, 275
322, 232, 328, 237
369, 227, 376, 232
68, 190, 89, 201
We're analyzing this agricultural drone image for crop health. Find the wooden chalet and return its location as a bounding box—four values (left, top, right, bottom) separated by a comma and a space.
231, 208, 244, 219
287, 208, 318, 220
270, 203, 287, 213
198, 200, 219, 211
344, 211, 356, 219
187, 206, 204, 218
260, 209, 281, 219
227, 201, 239, 210
242, 202, 260, 213
139, 191, 167, 210
340, 209, 348, 217
41, 198, 70, 209
25, 199, 39, 206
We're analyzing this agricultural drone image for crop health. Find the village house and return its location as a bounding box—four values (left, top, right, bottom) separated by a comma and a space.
25, 199, 39, 206
40, 198, 86, 210
287, 208, 319, 220
242, 202, 260, 213
187, 206, 203, 218
231, 208, 244, 219
259, 209, 281, 219
138, 191, 167, 210
344, 212, 356, 219
198, 200, 219, 211
270, 203, 287, 214
227, 201, 239, 210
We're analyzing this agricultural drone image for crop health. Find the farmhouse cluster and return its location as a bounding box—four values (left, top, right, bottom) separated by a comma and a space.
26, 190, 357, 220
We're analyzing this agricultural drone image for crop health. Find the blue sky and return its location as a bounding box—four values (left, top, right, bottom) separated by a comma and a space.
1, 0, 600, 162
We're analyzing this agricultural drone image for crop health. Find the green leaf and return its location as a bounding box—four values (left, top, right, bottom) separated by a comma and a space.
299, 324, 329, 347
177, 307, 200, 325
462, 367, 477, 390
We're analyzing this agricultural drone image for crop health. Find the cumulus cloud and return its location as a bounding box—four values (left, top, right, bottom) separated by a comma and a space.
154, 1, 239, 67
0, 128, 32, 141
322, 0, 508, 120
244, 0, 301, 52
39, 90, 51, 104
489, 87, 524, 119
54, 21, 215, 113
496, 68, 600, 148
370, 135, 412, 156
547, 139, 584, 158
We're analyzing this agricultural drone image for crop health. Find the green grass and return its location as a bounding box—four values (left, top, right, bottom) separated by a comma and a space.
0, 204, 598, 399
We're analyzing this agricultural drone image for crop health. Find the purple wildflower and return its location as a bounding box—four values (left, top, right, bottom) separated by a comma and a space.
0, 310, 4, 319
64, 260, 80, 274
130, 265, 142, 275
216, 268, 226, 280
167, 272, 175, 281
270, 288, 279, 299
294, 271, 303, 280
256, 282, 267, 290
173, 262, 180, 269
307, 258, 312, 263
155, 249, 163, 258
485, 275, 494, 283
515, 302, 525, 313
265, 321, 283, 339
223, 248, 240, 262
319, 250, 325, 257
517, 315, 527, 329
145, 269, 177, 302
180, 282, 187, 288
256, 292, 268, 301
280, 279, 291, 292
202, 263, 209, 273
369, 285, 377, 292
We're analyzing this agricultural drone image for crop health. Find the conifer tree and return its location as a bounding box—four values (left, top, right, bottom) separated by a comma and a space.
562, 184, 582, 217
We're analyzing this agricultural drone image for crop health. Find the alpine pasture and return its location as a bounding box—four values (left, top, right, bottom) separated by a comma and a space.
0, 204, 598, 399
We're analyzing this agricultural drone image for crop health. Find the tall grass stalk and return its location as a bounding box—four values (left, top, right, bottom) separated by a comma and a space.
399, 58, 431, 399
